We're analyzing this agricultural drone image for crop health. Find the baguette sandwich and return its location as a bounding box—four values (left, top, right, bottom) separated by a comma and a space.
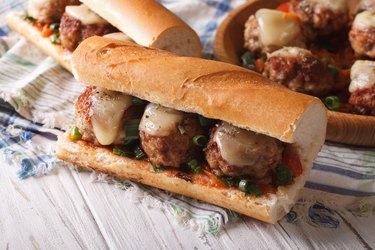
56, 36, 327, 223
5, 0, 202, 72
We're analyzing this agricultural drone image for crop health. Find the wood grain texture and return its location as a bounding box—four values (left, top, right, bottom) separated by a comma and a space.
0, 164, 108, 250
213, 0, 375, 146
1, 160, 371, 249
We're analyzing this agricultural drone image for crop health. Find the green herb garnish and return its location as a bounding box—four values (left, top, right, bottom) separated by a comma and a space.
187, 159, 202, 173
241, 51, 255, 69
275, 163, 293, 187
324, 96, 340, 111
238, 179, 262, 197
70, 127, 82, 140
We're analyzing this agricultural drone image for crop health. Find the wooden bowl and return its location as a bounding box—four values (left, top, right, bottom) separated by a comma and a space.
214, 0, 375, 146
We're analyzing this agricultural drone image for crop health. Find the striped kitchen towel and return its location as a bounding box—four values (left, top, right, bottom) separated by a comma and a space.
0, 0, 374, 234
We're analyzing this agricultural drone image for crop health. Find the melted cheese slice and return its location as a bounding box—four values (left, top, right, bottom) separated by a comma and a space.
349, 60, 375, 93
27, 0, 50, 19
255, 9, 301, 47
311, 0, 348, 12
353, 10, 375, 29
139, 103, 184, 137
269, 47, 312, 58
90, 88, 132, 145
214, 122, 276, 167
66, 4, 107, 25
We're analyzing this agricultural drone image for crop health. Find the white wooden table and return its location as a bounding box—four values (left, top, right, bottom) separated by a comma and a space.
1, 160, 374, 249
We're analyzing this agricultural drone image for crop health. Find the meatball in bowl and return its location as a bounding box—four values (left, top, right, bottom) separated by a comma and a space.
244, 8, 306, 55
290, 0, 349, 39
263, 47, 335, 96
348, 60, 375, 115
349, 11, 375, 59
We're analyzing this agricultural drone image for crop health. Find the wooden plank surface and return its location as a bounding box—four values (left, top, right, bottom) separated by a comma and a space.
1, 162, 372, 249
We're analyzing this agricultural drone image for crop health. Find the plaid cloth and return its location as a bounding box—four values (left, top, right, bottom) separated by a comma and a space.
0, 0, 374, 234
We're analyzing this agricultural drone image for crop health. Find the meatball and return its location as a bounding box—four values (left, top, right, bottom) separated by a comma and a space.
205, 122, 284, 179
244, 9, 305, 55
75, 86, 140, 145
27, 0, 80, 23
139, 103, 204, 168
263, 47, 335, 96
349, 11, 375, 58
59, 6, 117, 51
348, 60, 375, 115
290, 0, 349, 39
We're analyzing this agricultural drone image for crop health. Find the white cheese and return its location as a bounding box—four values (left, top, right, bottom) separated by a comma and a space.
255, 9, 302, 47
353, 10, 375, 30
349, 60, 375, 93
66, 4, 107, 25
27, 0, 51, 19
90, 88, 132, 145
139, 103, 184, 137
311, 0, 348, 12
269, 46, 312, 58
214, 122, 276, 167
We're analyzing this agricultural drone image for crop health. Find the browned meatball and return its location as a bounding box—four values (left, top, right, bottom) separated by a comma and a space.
205, 122, 283, 179
59, 12, 117, 51
244, 10, 305, 55
290, 0, 348, 39
263, 47, 334, 96
27, 0, 80, 23
139, 104, 204, 168
75, 86, 141, 145
349, 11, 375, 58
349, 86, 375, 115
348, 60, 375, 115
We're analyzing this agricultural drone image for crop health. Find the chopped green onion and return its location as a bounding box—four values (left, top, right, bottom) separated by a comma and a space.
49, 23, 60, 32
134, 146, 146, 159
187, 159, 202, 173
261, 54, 267, 62
238, 179, 262, 197
198, 115, 214, 126
216, 176, 238, 187
132, 97, 146, 106
22, 15, 36, 23
324, 96, 340, 111
241, 51, 255, 69
192, 135, 208, 147
152, 164, 165, 173
124, 119, 140, 144
275, 163, 293, 187
70, 127, 82, 140
328, 64, 340, 77
112, 148, 134, 157
50, 33, 61, 44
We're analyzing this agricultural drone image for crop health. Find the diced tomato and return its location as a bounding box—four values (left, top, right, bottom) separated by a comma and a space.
282, 153, 303, 177
276, 2, 290, 13
255, 58, 265, 73
258, 183, 276, 194
41, 24, 53, 37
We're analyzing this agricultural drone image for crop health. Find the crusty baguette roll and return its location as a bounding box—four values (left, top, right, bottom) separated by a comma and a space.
57, 36, 327, 223
80, 0, 202, 57
5, 11, 72, 72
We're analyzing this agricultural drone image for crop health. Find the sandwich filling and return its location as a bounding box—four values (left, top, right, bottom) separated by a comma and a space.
23, 3, 117, 51
71, 86, 303, 196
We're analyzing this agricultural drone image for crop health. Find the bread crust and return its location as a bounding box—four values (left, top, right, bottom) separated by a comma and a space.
80, 0, 202, 57
5, 11, 72, 72
56, 135, 311, 223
